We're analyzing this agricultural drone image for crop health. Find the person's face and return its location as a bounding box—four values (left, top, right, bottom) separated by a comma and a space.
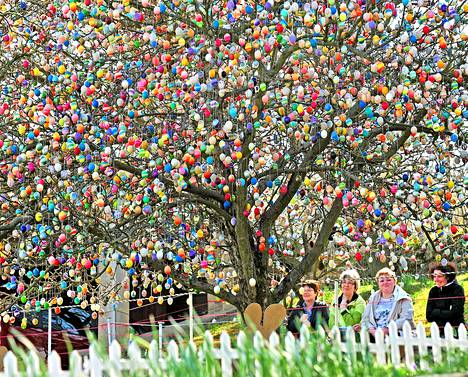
432, 270, 448, 288
378, 275, 396, 295
341, 278, 356, 296
302, 285, 317, 302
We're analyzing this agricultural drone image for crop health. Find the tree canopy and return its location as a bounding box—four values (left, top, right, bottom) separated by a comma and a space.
0, 0, 467, 317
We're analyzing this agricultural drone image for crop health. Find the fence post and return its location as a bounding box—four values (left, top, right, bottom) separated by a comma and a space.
112, 303, 117, 342
4, 352, 18, 377
188, 292, 194, 343
159, 322, 163, 353
334, 280, 339, 328
107, 318, 112, 348
48, 307, 52, 359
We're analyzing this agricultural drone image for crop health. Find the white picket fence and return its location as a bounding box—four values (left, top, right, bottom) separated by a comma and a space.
1, 321, 467, 376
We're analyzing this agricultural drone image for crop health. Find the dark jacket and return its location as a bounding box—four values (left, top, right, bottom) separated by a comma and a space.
287, 300, 329, 333
426, 280, 465, 329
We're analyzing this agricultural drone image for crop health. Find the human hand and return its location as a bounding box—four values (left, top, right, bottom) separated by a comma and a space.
300, 314, 310, 326
353, 324, 361, 332
382, 327, 389, 335
369, 328, 376, 337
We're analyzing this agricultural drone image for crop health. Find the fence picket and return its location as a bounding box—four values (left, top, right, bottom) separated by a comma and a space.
89, 344, 103, 377
345, 326, 357, 364
236, 331, 247, 349
167, 340, 179, 360
457, 324, 467, 350
25, 349, 41, 377
402, 321, 415, 369
108, 339, 122, 375
388, 321, 400, 365
374, 328, 386, 364
69, 351, 84, 377
253, 331, 264, 349
284, 331, 296, 356
128, 341, 144, 370
416, 323, 429, 370
268, 332, 280, 349
429, 322, 442, 363
330, 326, 345, 353
299, 324, 310, 348
3, 352, 18, 377
219, 332, 233, 377
48, 351, 63, 377
148, 339, 163, 371
444, 323, 455, 348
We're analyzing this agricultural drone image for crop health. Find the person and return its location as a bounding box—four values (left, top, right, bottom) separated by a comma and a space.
287, 280, 329, 334
426, 262, 465, 334
329, 269, 366, 331
360, 268, 415, 337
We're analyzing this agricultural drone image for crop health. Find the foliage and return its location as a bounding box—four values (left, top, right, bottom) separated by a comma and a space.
3, 325, 468, 376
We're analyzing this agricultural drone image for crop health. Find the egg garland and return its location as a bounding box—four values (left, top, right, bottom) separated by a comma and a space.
0, 0, 466, 323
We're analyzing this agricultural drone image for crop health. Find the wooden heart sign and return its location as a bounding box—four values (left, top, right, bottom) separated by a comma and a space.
0, 346, 7, 371
243, 303, 286, 339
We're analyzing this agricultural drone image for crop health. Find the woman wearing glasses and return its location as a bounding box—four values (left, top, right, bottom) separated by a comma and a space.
360, 268, 415, 337
286, 280, 329, 334
426, 262, 465, 335
329, 269, 366, 331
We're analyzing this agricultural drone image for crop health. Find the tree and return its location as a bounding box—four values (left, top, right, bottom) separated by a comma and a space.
0, 0, 466, 316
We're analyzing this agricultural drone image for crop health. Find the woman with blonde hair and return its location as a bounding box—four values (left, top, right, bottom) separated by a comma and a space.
329, 269, 366, 331
360, 268, 415, 337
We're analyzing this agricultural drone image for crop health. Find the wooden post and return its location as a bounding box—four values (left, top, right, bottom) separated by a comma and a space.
188, 292, 194, 343
159, 322, 163, 354
107, 318, 112, 347
334, 280, 339, 328
47, 307, 52, 359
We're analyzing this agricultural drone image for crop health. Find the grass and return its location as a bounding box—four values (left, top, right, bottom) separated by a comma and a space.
6, 326, 468, 376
